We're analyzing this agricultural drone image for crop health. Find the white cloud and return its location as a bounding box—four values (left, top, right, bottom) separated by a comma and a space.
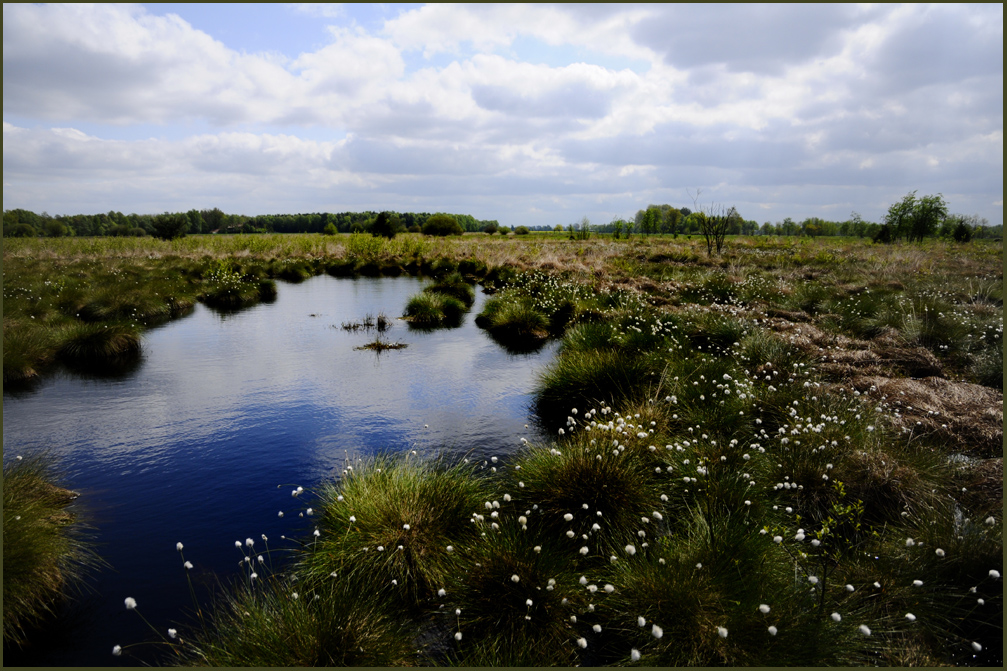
2, 4, 1002, 226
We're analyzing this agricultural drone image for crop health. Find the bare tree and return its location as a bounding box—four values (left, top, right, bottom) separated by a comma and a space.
688, 189, 736, 256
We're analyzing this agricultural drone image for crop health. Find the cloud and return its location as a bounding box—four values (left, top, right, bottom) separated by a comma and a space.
2, 4, 1002, 227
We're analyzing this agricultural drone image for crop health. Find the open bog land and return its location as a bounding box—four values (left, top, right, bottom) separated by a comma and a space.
2, 232, 1003, 666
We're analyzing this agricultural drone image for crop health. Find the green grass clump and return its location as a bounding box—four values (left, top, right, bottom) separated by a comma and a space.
423, 272, 475, 307
403, 292, 466, 327
55, 322, 141, 364
3, 320, 57, 384
476, 297, 551, 349
3, 453, 100, 648
175, 576, 416, 667
300, 457, 489, 607
444, 523, 584, 666
535, 349, 652, 425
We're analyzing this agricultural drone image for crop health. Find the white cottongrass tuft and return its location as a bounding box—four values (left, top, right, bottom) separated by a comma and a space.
758, 604, 770, 614
576, 637, 588, 648
985, 516, 996, 525
235, 541, 242, 548
773, 536, 783, 543
845, 584, 855, 591
808, 576, 819, 585
168, 628, 177, 639
651, 624, 664, 639
831, 612, 841, 622
990, 570, 1001, 579
112, 645, 122, 656
454, 631, 462, 641
912, 580, 923, 587
511, 574, 520, 583
631, 648, 641, 661
935, 548, 945, 557
124, 597, 137, 610
905, 538, 915, 547
592, 624, 602, 633
438, 588, 447, 597
526, 599, 534, 607
625, 544, 637, 556
604, 584, 615, 593
176, 542, 184, 552
905, 613, 916, 621
292, 592, 299, 600
858, 624, 871, 636
972, 641, 982, 652
579, 546, 589, 555
564, 513, 574, 521
717, 626, 728, 638
184, 561, 193, 570
637, 616, 646, 627
768, 626, 778, 636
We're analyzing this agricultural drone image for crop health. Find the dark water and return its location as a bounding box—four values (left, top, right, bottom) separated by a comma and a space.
2, 275, 557, 666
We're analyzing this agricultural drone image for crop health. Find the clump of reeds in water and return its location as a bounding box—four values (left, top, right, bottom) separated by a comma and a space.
3, 452, 101, 648
355, 336, 408, 351
403, 292, 466, 327
423, 272, 475, 307
341, 312, 392, 332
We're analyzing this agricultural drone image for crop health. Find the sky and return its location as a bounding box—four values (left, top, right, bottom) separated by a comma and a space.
3, 3, 1003, 228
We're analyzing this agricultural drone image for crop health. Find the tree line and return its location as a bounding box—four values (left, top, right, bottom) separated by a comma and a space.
2, 208, 501, 240
591, 197, 999, 241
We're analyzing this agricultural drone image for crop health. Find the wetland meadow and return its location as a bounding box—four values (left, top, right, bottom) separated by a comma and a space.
3, 231, 1003, 666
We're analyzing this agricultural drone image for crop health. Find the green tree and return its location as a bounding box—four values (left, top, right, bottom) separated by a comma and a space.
371, 211, 402, 239
884, 192, 917, 242
151, 212, 189, 240
909, 193, 947, 242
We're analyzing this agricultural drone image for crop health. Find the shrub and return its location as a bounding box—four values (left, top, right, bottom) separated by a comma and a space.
321, 223, 338, 236
422, 214, 463, 237
514, 226, 530, 235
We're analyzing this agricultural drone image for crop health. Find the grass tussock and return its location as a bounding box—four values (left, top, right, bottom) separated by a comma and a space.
300, 457, 489, 606
3, 453, 100, 648
174, 576, 417, 667
403, 291, 466, 327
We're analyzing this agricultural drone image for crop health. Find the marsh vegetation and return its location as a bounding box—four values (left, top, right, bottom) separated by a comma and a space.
3, 232, 1001, 665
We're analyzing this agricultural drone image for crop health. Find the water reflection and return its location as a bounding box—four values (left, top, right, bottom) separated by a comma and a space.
2, 274, 557, 666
